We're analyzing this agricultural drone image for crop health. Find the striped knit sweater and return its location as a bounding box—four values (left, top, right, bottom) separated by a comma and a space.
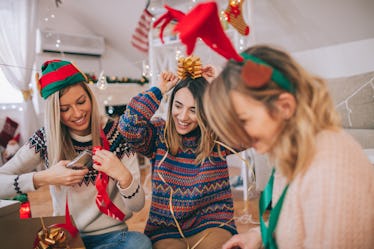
119, 87, 237, 243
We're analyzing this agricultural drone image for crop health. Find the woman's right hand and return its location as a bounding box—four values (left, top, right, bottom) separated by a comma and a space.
158, 71, 179, 95
33, 160, 89, 188
222, 228, 262, 249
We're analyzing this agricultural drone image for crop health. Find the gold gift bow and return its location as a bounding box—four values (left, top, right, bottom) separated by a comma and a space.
177, 56, 203, 80
157, 141, 255, 249
21, 88, 33, 101
34, 217, 68, 249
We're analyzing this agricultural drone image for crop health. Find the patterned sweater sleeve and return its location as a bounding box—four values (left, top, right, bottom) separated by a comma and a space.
0, 129, 44, 198
118, 86, 164, 158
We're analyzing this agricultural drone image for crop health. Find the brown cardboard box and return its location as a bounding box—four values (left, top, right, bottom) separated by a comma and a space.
0, 216, 85, 248
0, 199, 20, 220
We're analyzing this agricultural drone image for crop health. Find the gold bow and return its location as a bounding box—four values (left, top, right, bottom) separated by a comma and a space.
21, 88, 33, 101
34, 227, 67, 249
177, 56, 203, 79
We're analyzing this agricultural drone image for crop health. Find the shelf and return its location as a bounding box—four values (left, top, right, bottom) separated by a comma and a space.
151, 36, 180, 47
88, 83, 149, 115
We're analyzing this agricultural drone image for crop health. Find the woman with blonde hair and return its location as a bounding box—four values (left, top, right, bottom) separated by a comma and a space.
203, 45, 373, 249
119, 56, 237, 249
0, 60, 151, 249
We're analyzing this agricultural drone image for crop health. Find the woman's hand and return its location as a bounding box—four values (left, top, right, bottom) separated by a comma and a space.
92, 149, 133, 188
33, 160, 89, 188
158, 71, 179, 95
222, 228, 262, 249
202, 65, 216, 83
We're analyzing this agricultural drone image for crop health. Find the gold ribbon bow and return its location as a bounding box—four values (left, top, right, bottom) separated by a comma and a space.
177, 56, 203, 79
34, 218, 67, 249
21, 88, 33, 101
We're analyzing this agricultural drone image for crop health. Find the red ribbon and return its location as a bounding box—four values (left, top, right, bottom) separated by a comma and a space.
93, 131, 125, 221
52, 195, 79, 237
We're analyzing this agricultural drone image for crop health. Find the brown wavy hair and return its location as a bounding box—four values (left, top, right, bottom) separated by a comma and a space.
204, 45, 341, 180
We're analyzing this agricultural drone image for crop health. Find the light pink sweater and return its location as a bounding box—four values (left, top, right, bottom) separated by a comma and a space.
272, 130, 374, 249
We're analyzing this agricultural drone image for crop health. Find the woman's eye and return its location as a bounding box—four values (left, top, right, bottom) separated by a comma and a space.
60, 107, 69, 112
77, 100, 86, 105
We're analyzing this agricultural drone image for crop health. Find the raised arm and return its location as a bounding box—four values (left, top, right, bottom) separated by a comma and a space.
118, 72, 178, 158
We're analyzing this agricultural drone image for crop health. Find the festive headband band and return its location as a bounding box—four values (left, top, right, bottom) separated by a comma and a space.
35, 60, 88, 99
240, 53, 295, 93
177, 56, 202, 79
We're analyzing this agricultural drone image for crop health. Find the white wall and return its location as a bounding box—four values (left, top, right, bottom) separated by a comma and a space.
293, 38, 374, 79
33, 0, 143, 119
37, 0, 141, 76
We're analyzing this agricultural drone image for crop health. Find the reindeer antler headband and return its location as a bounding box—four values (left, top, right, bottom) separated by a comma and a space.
240, 52, 295, 93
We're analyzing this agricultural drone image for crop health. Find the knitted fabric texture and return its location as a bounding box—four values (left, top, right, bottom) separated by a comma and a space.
38, 60, 87, 99
272, 130, 374, 248
119, 87, 237, 243
29, 118, 131, 183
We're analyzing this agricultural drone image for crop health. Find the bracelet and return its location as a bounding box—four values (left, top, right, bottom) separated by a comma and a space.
121, 184, 140, 199
13, 175, 23, 194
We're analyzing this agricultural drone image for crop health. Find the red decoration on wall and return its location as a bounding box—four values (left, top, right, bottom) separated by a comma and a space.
0, 117, 18, 147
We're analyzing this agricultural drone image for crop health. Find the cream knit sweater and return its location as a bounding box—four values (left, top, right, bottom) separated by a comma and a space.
271, 129, 374, 249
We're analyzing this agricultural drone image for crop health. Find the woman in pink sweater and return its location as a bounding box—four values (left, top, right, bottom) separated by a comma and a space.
203, 45, 373, 249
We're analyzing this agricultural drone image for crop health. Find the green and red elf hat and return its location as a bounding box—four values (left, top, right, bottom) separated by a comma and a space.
35, 59, 88, 99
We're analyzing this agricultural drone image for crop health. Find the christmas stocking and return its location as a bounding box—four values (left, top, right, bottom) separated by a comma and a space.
0, 117, 18, 147
225, 0, 250, 36
131, 8, 154, 53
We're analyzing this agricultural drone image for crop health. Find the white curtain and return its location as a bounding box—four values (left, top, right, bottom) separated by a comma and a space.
0, 0, 39, 142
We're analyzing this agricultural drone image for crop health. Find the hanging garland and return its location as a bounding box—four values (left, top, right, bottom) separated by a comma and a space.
85, 73, 149, 85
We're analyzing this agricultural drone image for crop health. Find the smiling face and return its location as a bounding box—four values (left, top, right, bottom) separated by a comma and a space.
59, 84, 92, 136
230, 90, 284, 154
171, 87, 199, 135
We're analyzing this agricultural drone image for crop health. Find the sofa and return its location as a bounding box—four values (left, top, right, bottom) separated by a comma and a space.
326, 71, 374, 149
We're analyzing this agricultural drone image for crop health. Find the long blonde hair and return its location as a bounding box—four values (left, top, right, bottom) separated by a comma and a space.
204, 45, 341, 180
45, 82, 102, 167
164, 76, 218, 164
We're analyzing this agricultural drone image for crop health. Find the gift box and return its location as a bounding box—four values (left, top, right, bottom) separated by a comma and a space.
0, 199, 20, 220
0, 215, 85, 248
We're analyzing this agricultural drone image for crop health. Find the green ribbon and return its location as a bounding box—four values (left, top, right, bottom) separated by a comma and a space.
259, 168, 289, 249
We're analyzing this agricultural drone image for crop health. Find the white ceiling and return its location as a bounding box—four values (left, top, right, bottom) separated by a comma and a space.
39, 0, 374, 64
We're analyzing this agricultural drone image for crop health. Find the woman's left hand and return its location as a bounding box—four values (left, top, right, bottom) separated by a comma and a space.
92, 149, 133, 188
202, 65, 216, 82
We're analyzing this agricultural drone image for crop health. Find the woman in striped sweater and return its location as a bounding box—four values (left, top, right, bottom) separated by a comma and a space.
119, 59, 237, 249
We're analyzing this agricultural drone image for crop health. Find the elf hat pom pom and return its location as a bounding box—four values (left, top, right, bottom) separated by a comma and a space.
36, 59, 88, 99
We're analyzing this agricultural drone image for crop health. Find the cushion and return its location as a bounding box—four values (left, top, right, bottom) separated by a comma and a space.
326, 71, 374, 129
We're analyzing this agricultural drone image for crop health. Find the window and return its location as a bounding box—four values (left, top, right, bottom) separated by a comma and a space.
0, 68, 23, 104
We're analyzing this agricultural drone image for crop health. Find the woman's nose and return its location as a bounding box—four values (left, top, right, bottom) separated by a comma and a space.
179, 109, 189, 120
71, 105, 82, 117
